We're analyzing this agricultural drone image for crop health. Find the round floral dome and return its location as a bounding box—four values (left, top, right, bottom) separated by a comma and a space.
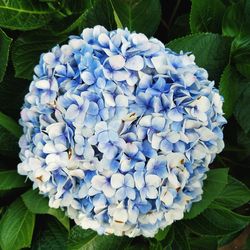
18, 26, 226, 237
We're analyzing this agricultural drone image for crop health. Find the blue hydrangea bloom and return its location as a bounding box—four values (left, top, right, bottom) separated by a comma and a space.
18, 26, 226, 237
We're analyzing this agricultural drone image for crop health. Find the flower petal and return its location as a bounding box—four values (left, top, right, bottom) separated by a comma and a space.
109, 55, 125, 70
111, 173, 125, 189
125, 55, 144, 71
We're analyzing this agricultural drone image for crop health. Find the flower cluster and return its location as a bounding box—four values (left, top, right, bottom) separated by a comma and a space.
18, 26, 226, 237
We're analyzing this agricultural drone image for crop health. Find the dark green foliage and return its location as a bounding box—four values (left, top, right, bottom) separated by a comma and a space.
0, 0, 250, 249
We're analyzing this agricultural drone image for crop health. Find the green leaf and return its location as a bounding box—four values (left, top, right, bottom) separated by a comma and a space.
22, 189, 69, 230
185, 205, 250, 236
113, 8, 123, 29
232, 34, 250, 62
171, 223, 190, 250
154, 226, 170, 241
190, 236, 218, 250
110, 0, 161, 36
235, 83, 250, 133
0, 169, 28, 190
0, 126, 19, 156
0, 112, 21, 138
219, 65, 243, 118
184, 168, 228, 219
49, 0, 115, 35
236, 63, 250, 79
168, 14, 190, 41
215, 175, 250, 209
0, 198, 35, 250
85, 0, 116, 30
0, 0, 55, 30
31, 217, 68, 250
0, 66, 28, 120
0, 28, 12, 82
218, 231, 241, 247
167, 33, 231, 82
237, 129, 250, 160
68, 226, 131, 250
12, 30, 67, 79
12, 0, 115, 80
160, 226, 174, 249
149, 240, 162, 250
37, 1, 93, 34
190, 0, 226, 33
223, 0, 250, 37
222, 0, 245, 37
231, 34, 250, 79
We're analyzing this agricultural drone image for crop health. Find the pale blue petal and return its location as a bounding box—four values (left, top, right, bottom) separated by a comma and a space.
126, 187, 136, 200
81, 71, 95, 85
134, 171, 145, 190
168, 108, 183, 122
151, 116, 165, 131
88, 102, 99, 115
160, 139, 173, 153
65, 104, 79, 120
98, 131, 109, 143
115, 187, 126, 200
109, 55, 125, 70
125, 55, 144, 71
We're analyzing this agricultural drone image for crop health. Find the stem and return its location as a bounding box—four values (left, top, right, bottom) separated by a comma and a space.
168, 0, 182, 27
161, 18, 170, 31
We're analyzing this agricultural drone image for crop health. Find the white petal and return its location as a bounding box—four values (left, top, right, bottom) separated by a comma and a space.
167, 173, 180, 189
95, 121, 108, 133
81, 71, 95, 85
125, 143, 138, 156
103, 183, 116, 198
125, 55, 144, 71
160, 189, 174, 206
98, 33, 110, 46
166, 131, 180, 143
145, 174, 161, 187
166, 152, 185, 168
43, 142, 56, 153
112, 70, 129, 81
185, 119, 201, 129
139, 115, 152, 127
168, 108, 183, 122
131, 33, 148, 45
34, 169, 50, 182
43, 52, 55, 65
151, 133, 162, 149
146, 186, 158, 199
78, 184, 88, 198
46, 122, 64, 139
35, 80, 50, 89
109, 55, 125, 70
115, 95, 128, 107
124, 174, 134, 188
196, 127, 216, 141
151, 55, 168, 74
69, 39, 84, 50
111, 173, 125, 189
69, 169, 84, 178
113, 208, 128, 223
103, 92, 115, 107
91, 175, 106, 190
61, 45, 73, 56
152, 116, 165, 131
183, 72, 195, 86
192, 144, 207, 160
195, 96, 210, 112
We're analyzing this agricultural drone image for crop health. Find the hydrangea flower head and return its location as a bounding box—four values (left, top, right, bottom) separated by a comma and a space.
18, 26, 226, 237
